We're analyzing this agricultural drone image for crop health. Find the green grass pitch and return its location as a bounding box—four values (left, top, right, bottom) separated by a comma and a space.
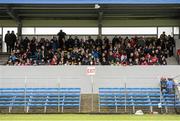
0, 114, 180, 121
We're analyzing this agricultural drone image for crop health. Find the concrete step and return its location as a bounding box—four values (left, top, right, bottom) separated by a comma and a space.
0, 52, 9, 65
166, 56, 178, 65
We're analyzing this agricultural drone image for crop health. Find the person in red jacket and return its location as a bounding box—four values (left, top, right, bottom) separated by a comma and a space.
151, 55, 158, 64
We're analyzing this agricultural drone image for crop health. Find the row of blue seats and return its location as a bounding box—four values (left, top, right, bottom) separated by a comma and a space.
99, 88, 160, 90
98, 88, 180, 109
0, 97, 79, 100
0, 88, 80, 93
99, 93, 160, 96
0, 98, 79, 103
0, 94, 80, 96
0, 88, 80, 90
99, 99, 178, 102
0, 88, 81, 109
99, 95, 174, 99
99, 103, 180, 107
0, 104, 80, 107
99, 88, 160, 92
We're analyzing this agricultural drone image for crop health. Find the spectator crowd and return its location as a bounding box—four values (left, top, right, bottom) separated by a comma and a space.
5, 30, 175, 66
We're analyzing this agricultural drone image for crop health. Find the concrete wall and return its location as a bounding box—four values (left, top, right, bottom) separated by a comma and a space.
0, 19, 180, 27
0, 66, 179, 94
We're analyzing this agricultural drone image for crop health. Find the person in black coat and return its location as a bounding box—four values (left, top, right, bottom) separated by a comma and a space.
21, 37, 30, 51
30, 38, 37, 56
67, 35, 74, 49
5, 31, 11, 53
10, 31, 17, 51
112, 36, 119, 48
57, 30, 66, 49
167, 35, 175, 57
95, 36, 103, 48
74, 36, 80, 48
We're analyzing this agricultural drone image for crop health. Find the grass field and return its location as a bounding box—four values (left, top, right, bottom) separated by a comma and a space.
0, 114, 180, 121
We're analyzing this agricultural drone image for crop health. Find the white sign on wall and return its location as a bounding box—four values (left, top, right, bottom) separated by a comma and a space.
86, 66, 96, 76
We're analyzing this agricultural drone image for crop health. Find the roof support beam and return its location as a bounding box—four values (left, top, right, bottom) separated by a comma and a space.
6, 8, 22, 41
6, 8, 21, 24
98, 11, 103, 37
179, 26, 180, 39
17, 23, 22, 41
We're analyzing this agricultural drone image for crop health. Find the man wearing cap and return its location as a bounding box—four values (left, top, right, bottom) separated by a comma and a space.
160, 77, 167, 93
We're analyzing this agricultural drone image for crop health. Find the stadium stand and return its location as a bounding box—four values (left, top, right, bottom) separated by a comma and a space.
6, 33, 175, 66
0, 88, 81, 113
0, 0, 180, 115
98, 88, 180, 113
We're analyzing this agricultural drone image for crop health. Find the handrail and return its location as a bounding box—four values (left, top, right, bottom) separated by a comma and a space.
174, 85, 180, 114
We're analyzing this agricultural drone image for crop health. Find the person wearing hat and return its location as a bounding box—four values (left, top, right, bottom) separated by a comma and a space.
166, 77, 175, 94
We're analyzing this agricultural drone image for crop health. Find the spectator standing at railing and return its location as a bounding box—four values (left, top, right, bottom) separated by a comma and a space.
57, 30, 66, 50
74, 36, 80, 47
166, 77, 175, 94
112, 35, 119, 48
29, 37, 37, 56
167, 35, 175, 57
160, 77, 167, 92
160, 31, 167, 41
21, 37, 30, 51
10, 31, 17, 51
5, 31, 11, 53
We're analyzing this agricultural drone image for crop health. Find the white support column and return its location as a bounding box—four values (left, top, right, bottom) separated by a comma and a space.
91, 75, 94, 112
26, 106, 29, 113
149, 96, 153, 113
57, 77, 60, 113
8, 106, 12, 113
165, 106, 168, 113
98, 95, 101, 112
61, 96, 64, 113
115, 96, 117, 113
124, 79, 127, 113
44, 96, 48, 113
79, 92, 81, 113
24, 76, 27, 113
131, 97, 135, 113
150, 106, 153, 113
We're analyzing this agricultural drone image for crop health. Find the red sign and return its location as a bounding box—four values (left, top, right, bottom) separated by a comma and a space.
86, 67, 96, 76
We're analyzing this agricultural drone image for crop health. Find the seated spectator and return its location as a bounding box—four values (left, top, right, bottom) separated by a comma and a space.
101, 57, 109, 65
50, 55, 58, 65
8, 51, 17, 63
50, 36, 58, 52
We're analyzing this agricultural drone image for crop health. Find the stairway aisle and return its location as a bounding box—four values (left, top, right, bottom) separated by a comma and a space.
0, 52, 10, 65
166, 56, 178, 65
